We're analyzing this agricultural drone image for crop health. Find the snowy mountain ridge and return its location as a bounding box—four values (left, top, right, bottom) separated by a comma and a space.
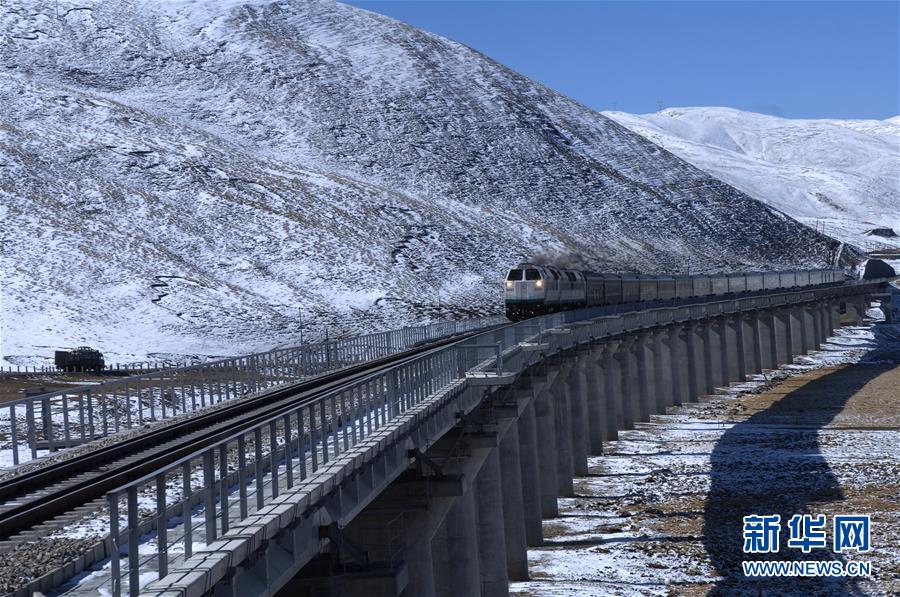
603, 107, 900, 249
0, 0, 847, 365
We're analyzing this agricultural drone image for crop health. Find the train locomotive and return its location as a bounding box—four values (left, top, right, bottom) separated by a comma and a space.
504, 263, 844, 321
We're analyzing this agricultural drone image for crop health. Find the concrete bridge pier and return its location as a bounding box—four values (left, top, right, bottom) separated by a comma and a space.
815, 302, 829, 347
565, 354, 591, 474
436, 486, 480, 597
634, 333, 652, 421
618, 336, 639, 429
829, 299, 841, 332
654, 328, 674, 411
806, 304, 820, 352
583, 346, 608, 452
774, 309, 794, 366
475, 450, 510, 597
599, 339, 623, 439
549, 360, 575, 496
758, 311, 781, 370
807, 304, 820, 351
532, 373, 560, 518
515, 400, 543, 546
702, 319, 720, 394
815, 302, 828, 346
789, 307, 805, 359
752, 310, 770, 372
739, 312, 758, 378
685, 321, 704, 401
808, 304, 822, 351
723, 316, 741, 385
498, 423, 529, 580
667, 324, 688, 407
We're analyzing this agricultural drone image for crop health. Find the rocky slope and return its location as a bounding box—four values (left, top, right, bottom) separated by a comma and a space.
604, 107, 900, 250
0, 0, 847, 365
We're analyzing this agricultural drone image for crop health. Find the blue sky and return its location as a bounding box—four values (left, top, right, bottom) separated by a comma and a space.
345, 1, 900, 120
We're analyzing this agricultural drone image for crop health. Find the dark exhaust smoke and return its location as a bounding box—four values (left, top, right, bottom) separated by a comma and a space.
526, 250, 594, 270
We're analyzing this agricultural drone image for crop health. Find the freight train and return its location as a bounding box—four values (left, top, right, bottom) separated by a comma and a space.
504, 264, 844, 321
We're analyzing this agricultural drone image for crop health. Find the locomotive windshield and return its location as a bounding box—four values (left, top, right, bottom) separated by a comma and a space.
524, 269, 541, 280
507, 269, 523, 281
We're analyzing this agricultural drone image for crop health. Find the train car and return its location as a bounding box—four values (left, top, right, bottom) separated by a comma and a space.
674, 276, 693, 299
657, 276, 676, 301
710, 275, 729, 295
691, 276, 710, 297
504, 264, 546, 320
746, 272, 765, 292
504, 264, 846, 322
727, 274, 747, 294
638, 276, 658, 302
779, 271, 797, 288
601, 274, 623, 305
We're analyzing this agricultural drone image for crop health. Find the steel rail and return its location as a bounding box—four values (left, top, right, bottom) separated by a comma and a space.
0, 326, 504, 542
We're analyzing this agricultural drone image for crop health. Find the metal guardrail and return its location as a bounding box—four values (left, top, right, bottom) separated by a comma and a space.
0, 316, 505, 467
104, 279, 887, 596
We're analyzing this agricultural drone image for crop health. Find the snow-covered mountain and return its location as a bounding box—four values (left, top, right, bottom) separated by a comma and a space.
604, 107, 900, 250
0, 0, 848, 366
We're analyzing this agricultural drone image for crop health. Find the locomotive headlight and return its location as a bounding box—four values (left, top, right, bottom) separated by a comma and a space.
505, 281, 513, 289
535, 280, 543, 288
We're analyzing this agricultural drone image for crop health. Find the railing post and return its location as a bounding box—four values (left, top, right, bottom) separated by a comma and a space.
109, 493, 121, 597
127, 486, 139, 597
203, 449, 217, 543
156, 474, 168, 579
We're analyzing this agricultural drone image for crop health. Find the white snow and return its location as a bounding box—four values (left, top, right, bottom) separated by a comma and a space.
603, 107, 900, 251
0, 1, 852, 368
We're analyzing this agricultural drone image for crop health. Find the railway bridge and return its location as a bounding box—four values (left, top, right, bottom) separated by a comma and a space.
0, 276, 891, 597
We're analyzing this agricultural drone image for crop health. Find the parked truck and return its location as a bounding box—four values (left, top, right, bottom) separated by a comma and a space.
54, 347, 105, 373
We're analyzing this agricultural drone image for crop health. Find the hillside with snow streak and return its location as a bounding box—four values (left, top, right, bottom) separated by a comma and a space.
0, 0, 847, 365
604, 107, 900, 249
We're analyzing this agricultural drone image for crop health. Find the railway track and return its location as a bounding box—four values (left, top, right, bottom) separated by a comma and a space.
0, 326, 504, 550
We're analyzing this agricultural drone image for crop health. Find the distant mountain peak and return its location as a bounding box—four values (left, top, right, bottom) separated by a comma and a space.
605, 107, 900, 250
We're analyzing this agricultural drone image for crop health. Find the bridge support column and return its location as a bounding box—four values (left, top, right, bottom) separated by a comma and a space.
755, 310, 774, 371
805, 304, 819, 351
533, 379, 560, 518
551, 363, 575, 495
829, 300, 841, 333
800, 304, 816, 352
601, 340, 623, 440
636, 332, 654, 421
667, 325, 687, 407
723, 316, 741, 384
476, 449, 510, 597
812, 302, 828, 349
653, 329, 672, 412
516, 400, 543, 545
565, 356, 590, 475
617, 337, 638, 429
685, 322, 703, 401
584, 347, 607, 453
703, 320, 720, 393
739, 313, 756, 378
499, 423, 529, 579
774, 309, 793, 366
788, 307, 804, 358
819, 301, 834, 344
437, 488, 480, 597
